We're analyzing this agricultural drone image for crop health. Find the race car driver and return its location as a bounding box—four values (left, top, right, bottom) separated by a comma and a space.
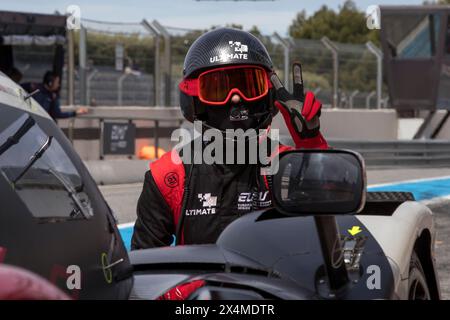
131, 27, 328, 250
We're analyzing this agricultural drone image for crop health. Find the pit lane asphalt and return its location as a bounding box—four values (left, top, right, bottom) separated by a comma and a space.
99, 167, 450, 299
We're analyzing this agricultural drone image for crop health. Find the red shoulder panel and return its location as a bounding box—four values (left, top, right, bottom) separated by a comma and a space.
149, 149, 185, 242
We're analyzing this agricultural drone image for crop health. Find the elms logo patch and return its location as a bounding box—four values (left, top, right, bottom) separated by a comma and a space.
210, 41, 249, 63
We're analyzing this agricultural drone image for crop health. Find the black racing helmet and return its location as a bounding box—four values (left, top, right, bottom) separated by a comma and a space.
179, 27, 278, 125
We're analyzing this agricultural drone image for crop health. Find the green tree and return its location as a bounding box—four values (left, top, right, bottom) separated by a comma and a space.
288, 1, 381, 92
289, 0, 379, 45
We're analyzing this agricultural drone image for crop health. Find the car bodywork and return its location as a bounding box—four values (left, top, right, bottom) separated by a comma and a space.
0, 72, 133, 299
358, 200, 440, 299
129, 198, 440, 299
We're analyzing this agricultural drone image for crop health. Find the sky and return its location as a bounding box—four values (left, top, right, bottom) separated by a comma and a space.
1, 0, 424, 36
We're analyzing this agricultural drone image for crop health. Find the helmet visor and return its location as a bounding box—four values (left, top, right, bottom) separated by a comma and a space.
198, 65, 269, 105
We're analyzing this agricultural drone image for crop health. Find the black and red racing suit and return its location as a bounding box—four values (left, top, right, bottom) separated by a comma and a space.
131, 133, 328, 250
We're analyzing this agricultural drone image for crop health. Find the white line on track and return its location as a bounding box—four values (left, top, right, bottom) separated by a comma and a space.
368, 175, 450, 188
118, 222, 135, 229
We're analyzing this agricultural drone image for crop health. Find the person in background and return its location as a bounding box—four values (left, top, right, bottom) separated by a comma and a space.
21, 71, 88, 120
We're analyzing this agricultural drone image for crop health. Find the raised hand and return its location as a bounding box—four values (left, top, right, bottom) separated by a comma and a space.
271, 62, 325, 148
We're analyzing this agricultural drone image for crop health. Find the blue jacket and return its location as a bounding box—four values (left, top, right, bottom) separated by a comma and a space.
21, 83, 76, 119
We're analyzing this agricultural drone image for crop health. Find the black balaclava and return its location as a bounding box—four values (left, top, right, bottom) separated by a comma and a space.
193, 94, 273, 167
198, 94, 272, 133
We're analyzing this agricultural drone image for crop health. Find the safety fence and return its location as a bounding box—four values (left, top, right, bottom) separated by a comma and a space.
12, 18, 388, 109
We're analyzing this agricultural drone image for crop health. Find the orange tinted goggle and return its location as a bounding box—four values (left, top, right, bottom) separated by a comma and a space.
179, 65, 271, 105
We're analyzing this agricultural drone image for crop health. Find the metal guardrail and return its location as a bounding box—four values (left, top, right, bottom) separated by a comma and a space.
328, 139, 450, 167
278, 136, 450, 167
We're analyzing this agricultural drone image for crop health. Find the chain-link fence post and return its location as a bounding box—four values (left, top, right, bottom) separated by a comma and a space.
142, 19, 161, 106
86, 69, 97, 105
321, 36, 338, 108
349, 90, 359, 109
78, 24, 88, 105
117, 73, 129, 106
366, 41, 383, 109
67, 29, 75, 105
366, 91, 376, 109
152, 20, 171, 107
382, 96, 389, 108
273, 32, 291, 90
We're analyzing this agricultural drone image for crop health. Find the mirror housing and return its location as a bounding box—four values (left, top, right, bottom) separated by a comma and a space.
270, 149, 366, 216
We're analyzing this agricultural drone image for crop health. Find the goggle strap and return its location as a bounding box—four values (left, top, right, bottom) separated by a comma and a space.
179, 78, 199, 96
